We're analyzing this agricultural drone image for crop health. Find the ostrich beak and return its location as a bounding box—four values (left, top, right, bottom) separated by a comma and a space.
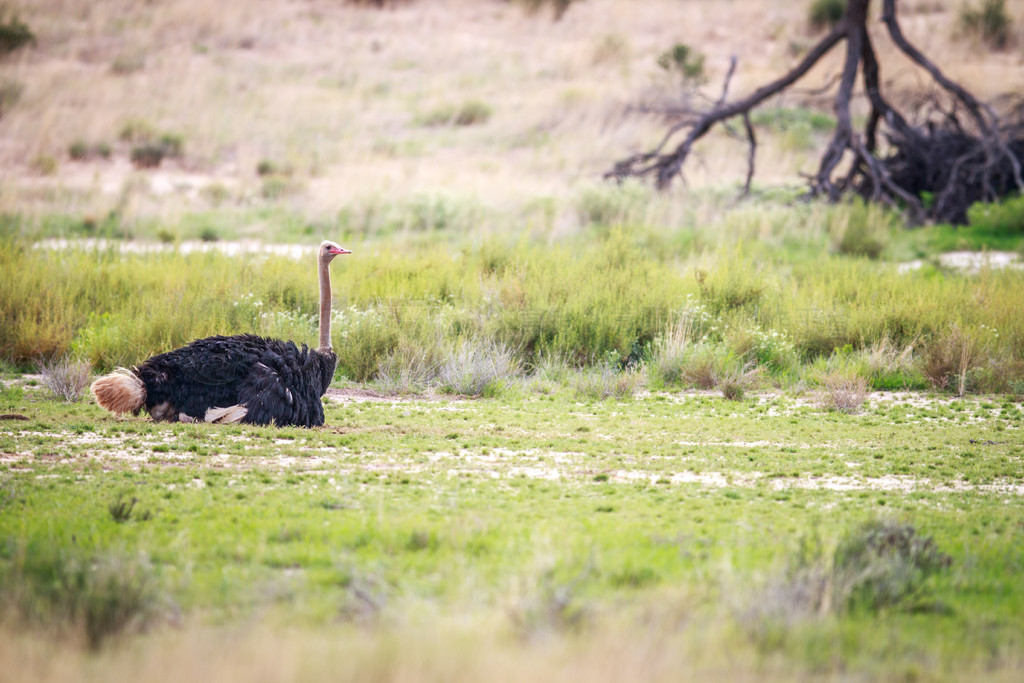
329, 246, 351, 255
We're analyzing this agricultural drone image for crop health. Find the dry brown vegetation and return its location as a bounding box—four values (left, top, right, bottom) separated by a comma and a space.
3, 0, 1024, 225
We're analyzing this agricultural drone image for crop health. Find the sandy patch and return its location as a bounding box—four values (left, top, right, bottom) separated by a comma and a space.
899, 251, 1023, 274
33, 238, 309, 259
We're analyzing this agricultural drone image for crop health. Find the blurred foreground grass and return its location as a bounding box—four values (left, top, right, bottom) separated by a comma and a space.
1, 383, 1022, 680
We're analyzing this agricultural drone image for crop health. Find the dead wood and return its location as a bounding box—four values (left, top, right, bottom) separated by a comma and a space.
607, 0, 1024, 225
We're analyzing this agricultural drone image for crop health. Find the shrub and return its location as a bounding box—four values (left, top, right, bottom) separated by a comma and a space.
198, 226, 220, 242
260, 175, 302, 200
965, 194, 1024, 235
118, 119, 158, 143
1, 541, 163, 649
828, 198, 894, 259
0, 11, 34, 55
32, 155, 58, 176
108, 493, 151, 523
958, 0, 1012, 49
920, 324, 978, 395
334, 306, 444, 383
130, 143, 166, 168
157, 133, 184, 159
819, 371, 868, 413
453, 100, 492, 126
257, 159, 293, 177
0, 78, 22, 116
697, 263, 766, 313
437, 339, 520, 396
376, 344, 441, 394
717, 364, 762, 401
67, 140, 112, 162
110, 53, 145, 75
125, 126, 184, 168
808, 0, 847, 31
863, 337, 927, 390
832, 521, 952, 612
649, 314, 700, 386
507, 0, 581, 21
38, 356, 90, 403
574, 180, 653, 228
68, 140, 90, 161
743, 521, 951, 629
656, 43, 706, 86
572, 364, 645, 400
420, 100, 492, 127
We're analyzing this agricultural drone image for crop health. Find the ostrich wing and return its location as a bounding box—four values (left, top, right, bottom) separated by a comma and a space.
237, 346, 325, 427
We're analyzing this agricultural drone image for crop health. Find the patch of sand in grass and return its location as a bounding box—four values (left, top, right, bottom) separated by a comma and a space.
899, 251, 1023, 274
34, 238, 310, 259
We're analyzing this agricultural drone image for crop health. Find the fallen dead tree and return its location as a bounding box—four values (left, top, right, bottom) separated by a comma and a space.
607, 0, 1024, 224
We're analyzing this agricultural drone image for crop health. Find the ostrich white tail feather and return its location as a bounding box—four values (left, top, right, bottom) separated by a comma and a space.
204, 405, 248, 424
91, 368, 145, 414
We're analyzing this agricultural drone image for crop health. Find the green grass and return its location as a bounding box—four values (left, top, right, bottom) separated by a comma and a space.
3, 204, 1023, 394
1, 381, 1022, 678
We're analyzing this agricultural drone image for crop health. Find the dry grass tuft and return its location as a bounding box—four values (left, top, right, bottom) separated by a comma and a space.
717, 364, 763, 401
572, 365, 645, 400
437, 339, 520, 397
38, 356, 91, 403
819, 371, 868, 414
375, 346, 441, 395
921, 324, 978, 396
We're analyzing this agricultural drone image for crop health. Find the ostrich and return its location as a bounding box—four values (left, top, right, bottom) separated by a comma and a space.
91, 240, 351, 427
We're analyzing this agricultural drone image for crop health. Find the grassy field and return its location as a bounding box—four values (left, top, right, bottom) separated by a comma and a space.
2, 382, 1024, 681
2, 0, 1024, 680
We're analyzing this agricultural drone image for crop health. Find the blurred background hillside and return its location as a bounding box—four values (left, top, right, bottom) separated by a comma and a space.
3, 0, 1023, 238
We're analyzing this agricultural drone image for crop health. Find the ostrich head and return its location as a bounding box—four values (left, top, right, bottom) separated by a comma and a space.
320, 240, 351, 263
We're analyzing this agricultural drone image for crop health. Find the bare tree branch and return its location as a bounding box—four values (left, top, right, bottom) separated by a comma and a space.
608, 0, 1024, 225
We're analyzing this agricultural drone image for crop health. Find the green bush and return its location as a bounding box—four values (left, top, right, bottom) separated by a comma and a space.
260, 175, 302, 200
0, 78, 22, 116
420, 100, 492, 127
334, 306, 431, 383
572, 364, 645, 400
750, 107, 835, 134
453, 100, 492, 126
808, 0, 847, 31
826, 198, 896, 259
437, 339, 520, 396
958, 0, 1013, 49
1, 540, 162, 649
3, 213, 1024, 390
656, 43, 706, 86
832, 521, 951, 612
68, 140, 112, 162
507, 0, 580, 21
130, 143, 166, 168
0, 11, 34, 55
574, 180, 654, 228
68, 140, 90, 161
750, 521, 951, 629
966, 194, 1024, 235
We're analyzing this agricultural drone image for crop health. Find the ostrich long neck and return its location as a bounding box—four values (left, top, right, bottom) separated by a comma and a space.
318, 255, 332, 352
